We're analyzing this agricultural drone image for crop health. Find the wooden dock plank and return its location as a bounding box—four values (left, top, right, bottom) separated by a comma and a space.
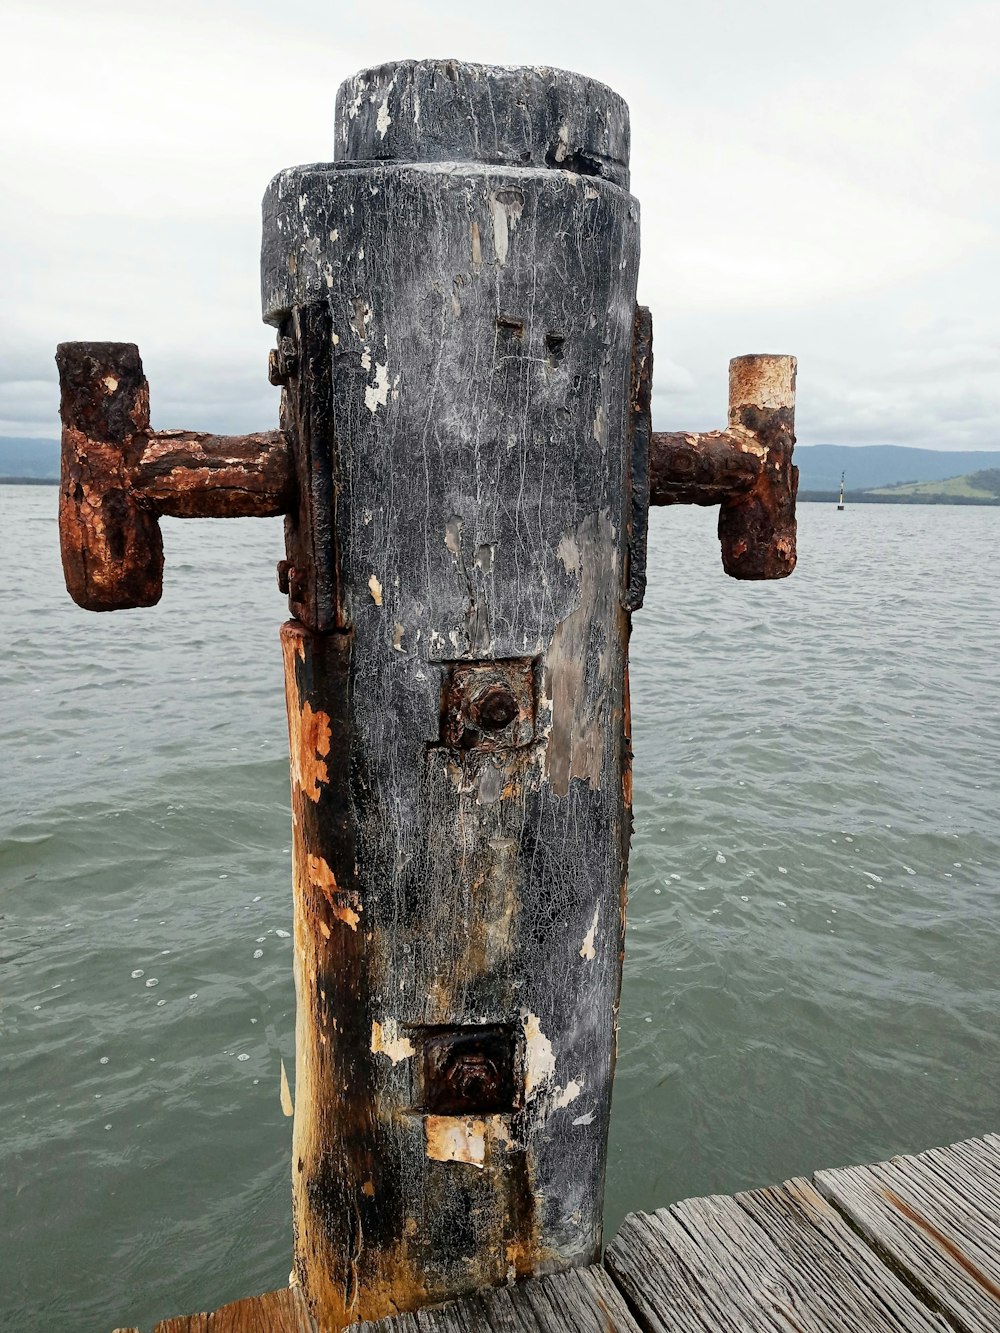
123, 1134, 1000, 1333
605, 1176, 949, 1332
605, 1206, 747, 1332
358, 1265, 642, 1332
151, 1285, 316, 1332
736, 1178, 950, 1331
816, 1133, 1000, 1333
517, 1265, 643, 1332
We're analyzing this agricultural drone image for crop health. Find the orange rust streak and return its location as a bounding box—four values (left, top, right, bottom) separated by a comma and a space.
307, 853, 338, 892
282, 625, 331, 802
297, 703, 331, 801
308, 854, 362, 930
881, 1185, 1000, 1302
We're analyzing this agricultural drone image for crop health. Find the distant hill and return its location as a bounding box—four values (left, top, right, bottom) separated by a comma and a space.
793, 444, 1000, 492
0, 437, 59, 481
867, 469, 1000, 502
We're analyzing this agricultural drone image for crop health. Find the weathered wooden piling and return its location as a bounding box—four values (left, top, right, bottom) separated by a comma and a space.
55, 57, 799, 1333
262, 61, 641, 1323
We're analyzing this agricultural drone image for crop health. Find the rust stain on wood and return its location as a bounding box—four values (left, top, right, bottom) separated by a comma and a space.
307, 854, 361, 930
882, 1185, 1000, 1303
281, 621, 435, 1329
291, 700, 331, 802
283, 631, 332, 802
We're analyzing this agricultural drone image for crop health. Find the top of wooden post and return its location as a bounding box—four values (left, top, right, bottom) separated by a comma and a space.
334, 59, 631, 189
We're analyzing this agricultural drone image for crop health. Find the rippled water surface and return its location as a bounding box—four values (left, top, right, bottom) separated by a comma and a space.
2, 486, 999, 1331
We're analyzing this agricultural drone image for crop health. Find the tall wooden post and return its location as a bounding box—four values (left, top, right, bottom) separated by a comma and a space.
264, 60, 642, 1325
55, 55, 799, 1333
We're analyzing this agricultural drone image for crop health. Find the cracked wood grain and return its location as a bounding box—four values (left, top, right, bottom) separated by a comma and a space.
606, 1176, 950, 1333
336, 60, 631, 190
149, 1285, 317, 1332
356, 1264, 643, 1332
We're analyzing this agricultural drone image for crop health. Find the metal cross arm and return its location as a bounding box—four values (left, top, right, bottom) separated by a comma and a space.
649, 354, 798, 580
56, 342, 797, 616
55, 341, 293, 612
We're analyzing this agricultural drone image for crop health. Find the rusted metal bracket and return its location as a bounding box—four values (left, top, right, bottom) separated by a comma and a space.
55, 342, 293, 611
414, 1024, 519, 1115
625, 307, 653, 611
55, 339, 797, 613
273, 303, 341, 633
648, 354, 798, 580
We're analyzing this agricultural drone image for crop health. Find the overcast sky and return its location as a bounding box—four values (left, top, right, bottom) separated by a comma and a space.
2, 0, 997, 448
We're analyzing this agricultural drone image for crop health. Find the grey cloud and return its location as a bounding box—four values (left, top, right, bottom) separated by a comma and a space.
2, 0, 997, 451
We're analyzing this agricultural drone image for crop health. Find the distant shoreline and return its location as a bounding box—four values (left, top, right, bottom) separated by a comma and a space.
1, 476, 58, 486
799, 490, 1000, 506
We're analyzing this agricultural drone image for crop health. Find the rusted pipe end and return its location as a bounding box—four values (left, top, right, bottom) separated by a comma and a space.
649, 431, 760, 507
728, 354, 796, 424
56, 338, 294, 612
56, 342, 164, 611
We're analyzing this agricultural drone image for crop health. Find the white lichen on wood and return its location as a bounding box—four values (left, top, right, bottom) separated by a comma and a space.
522, 1009, 556, 1099
580, 906, 599, 961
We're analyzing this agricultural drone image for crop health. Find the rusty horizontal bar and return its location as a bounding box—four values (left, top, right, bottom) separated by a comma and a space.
135, 429, 292, 519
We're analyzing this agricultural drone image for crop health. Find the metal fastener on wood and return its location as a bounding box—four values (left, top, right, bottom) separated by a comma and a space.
420, 1026, 517, 1115
475, 684, 519, 731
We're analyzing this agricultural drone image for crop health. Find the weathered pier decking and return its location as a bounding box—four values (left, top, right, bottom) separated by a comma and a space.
117, 1132, 1000, 1332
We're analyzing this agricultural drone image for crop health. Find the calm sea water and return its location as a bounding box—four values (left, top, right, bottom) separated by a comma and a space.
2, 485, 999, 1331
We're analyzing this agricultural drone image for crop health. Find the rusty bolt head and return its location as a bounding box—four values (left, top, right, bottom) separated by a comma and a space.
446, 1051, 501, 1104
420, 1025, 516, 1114
268, 348, 287, 387
276, 559, 291, 594
440, 659, 535, 751
475, 684, 518, 731
268, 338, 299, 387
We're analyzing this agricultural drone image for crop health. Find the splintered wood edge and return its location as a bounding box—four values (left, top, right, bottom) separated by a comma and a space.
145, 1284, 316, 1332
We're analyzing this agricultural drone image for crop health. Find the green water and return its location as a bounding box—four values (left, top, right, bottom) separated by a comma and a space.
2, 487, 999, 1330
